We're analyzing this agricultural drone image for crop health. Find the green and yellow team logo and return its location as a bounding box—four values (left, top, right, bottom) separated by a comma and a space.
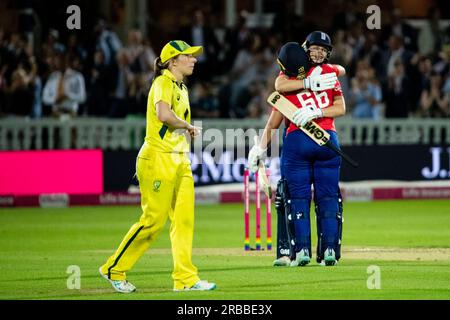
153, 180, 161, 192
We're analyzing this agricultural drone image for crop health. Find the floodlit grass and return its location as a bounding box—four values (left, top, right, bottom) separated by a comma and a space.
0, 200, 449, 300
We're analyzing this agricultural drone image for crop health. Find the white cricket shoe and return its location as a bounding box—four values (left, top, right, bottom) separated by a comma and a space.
174, 280, 217, 292
324, 247, 337, 266
290, 248, 311, 267
99, 267, 136, 293
272, 256, 291, 267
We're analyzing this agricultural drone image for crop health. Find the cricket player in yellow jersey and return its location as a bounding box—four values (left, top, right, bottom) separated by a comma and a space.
99, 40, 216, 293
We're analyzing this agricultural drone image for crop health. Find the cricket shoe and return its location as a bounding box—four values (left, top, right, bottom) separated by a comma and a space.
272, 256, 291, 267
174, 280, 217, 292
99, 267, 136, 293
318, 260, 338, 266
290, 248, 311, 267
324, 247, 337, 266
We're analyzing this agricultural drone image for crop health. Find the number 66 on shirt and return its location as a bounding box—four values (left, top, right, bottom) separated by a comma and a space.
267, 91, 359, 168
297, 90, 330, 109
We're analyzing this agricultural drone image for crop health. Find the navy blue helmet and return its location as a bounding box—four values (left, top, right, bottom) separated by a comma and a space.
277, 42, 310, 79
302, 31, 333, 63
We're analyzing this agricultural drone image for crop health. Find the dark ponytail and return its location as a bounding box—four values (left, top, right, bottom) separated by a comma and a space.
152, 57, 169, 82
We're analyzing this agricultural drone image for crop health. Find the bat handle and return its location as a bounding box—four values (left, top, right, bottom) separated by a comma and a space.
326, 142, 359, 168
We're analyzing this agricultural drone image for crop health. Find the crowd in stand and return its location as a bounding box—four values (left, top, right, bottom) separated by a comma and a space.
332, 7, 450, 119
0, 19, 155, 120
0, 5, 449, 121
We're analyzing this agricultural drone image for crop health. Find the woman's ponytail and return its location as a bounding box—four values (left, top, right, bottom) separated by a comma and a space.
153, 57, 168, 82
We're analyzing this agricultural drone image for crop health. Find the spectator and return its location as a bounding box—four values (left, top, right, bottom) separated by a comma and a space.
41, 29, 65, 57
66, 33, 88, 68
384, 35, 414, 82
125, 28, 155, 75
190, 82, 220, 118
357, 33, 384, 80
109, 49, 133, 118
247, 75, 276, 119
382, 8, 417, 51
443, 46, 450, 101
227, 33, 270, 118
141, 38, 156, 76
94, 19, 122, 67
409, 55, 433, 115
128, 73, 150, 116
385, 60, 410, 118
27, 55, 43, 118
177, 7, 221, 82
347, 20, 366, 62
0, 67, 5, 116
330, 30, 353, 68
4, 68, 34, 116
418, 6, 445, 58
420, 71, 449, 118
330, 30, 352, 98
331, 0, 365, 31
222, 13, 250, 73
87, 50, 111, 116
444, 73, 450, 104
350, 65, 382, 119
42, 52, 86, 118
2, 33, 30, 84
433, 44, 450, 76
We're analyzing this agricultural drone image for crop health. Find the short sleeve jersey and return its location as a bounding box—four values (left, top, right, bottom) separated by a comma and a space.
140, 69, 191, 155
282, 64, 342, 134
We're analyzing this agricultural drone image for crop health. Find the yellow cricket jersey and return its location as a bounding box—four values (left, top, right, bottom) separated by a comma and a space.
139, 69, 191, 156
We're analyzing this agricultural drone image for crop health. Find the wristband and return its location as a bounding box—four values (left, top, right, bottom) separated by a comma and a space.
303, 78, 311, 89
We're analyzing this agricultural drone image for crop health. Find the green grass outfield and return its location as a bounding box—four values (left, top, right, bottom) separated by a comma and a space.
0, 200, 449, 300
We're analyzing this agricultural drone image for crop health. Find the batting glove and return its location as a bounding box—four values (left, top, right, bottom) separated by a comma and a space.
293, 106, 323, 127
304, 73, 337, 91
247, 136, 267, 173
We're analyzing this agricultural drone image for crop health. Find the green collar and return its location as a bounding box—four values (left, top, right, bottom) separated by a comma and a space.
162, 69, 185, 90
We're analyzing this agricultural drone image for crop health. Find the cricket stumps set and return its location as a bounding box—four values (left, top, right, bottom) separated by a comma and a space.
244, 167, 272, 251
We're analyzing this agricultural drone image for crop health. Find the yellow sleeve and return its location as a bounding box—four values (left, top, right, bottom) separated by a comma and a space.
153, 76, 174, 106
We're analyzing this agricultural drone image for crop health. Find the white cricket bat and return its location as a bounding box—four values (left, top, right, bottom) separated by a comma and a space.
267, 91, 330, 146
266, 91, 358, 167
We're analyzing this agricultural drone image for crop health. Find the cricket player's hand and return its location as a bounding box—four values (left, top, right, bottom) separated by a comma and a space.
293, 106, 323, 127
304, 73, 337, 91
187, 125, 202, 138
248, 136, 267, 173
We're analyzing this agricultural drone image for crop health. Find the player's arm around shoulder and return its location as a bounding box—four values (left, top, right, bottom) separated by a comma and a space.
335, 65, 346, 77
329, 64, 346, 77
275, 64, 346, 93
275, 74, 304, 93
277, 69, 342, 93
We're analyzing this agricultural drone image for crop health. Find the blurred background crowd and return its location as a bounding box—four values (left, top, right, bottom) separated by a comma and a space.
0, 0, 449, 121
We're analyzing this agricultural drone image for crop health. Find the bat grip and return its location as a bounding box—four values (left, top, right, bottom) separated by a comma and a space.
325, 142, 359, 168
